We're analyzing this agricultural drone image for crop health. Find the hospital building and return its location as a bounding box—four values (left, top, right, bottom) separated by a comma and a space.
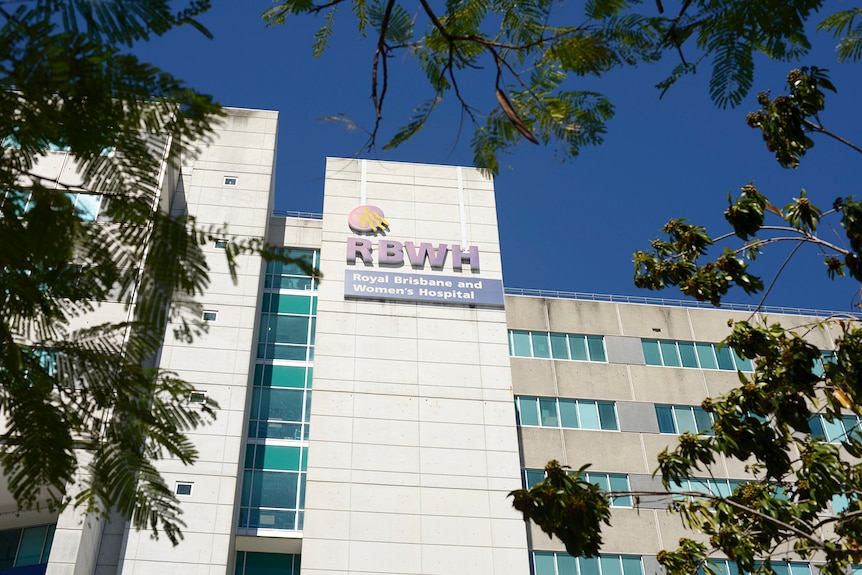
0, 108, 840, 575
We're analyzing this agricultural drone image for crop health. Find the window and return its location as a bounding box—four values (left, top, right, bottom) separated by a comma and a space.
239, 444, 307, 531
515, 397, 618, 431
700, 559, 814, 575
656, 405, 714, 435
642, 339, 753, 372
203, 310, 218, 322
0, 524, 55, 569
175, 482, 193, 496
214, 239, 229, 249
189, 391, 207, 404
810, 414, 862, 443
247, 365, 313, 441
669, 478, 745, 499
224, 176, 238, 186
508, 330, 606, 362
264, 249, 319, 291
235, 552, 301, 575
257, 294, 317, 362
533, 553, 643, 575
523, 469, 632, 507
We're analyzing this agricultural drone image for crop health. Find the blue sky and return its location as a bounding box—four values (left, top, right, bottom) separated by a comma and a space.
133, 3, 862, 313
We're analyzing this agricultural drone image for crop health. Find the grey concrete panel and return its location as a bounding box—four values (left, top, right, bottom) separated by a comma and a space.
606, 335, 646, 365
546, 299, 622, 336
563, 430, 650, 474
505, 295, 548, 331
629, 365, 709, 405
629, 473, 669, 510
556, 361, 633, 401
754, 313, 835, 349
510, 357, 556, 396
703, 370, 744, 398
520, 428, 565, 468
617, 401, 660, 434
599, 508, 661, 554
687, 308, 751, 343
617, 304, 695, 340
643, 555, 663, 575
528, 521, 566, 552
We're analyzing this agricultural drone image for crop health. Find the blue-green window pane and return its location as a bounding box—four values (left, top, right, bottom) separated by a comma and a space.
259, 389, 305, 423
678, 342, 699, 368
550, 333, 569, 359
715, 346, 735, 370
694, 408, 713, 435
41, 525, 54, 564
772, 565, 790, 575
270, 316, 309, 344
243, 552, 298, 575
609, 475, 632, 507
843, 415, 860, 440
540, 398, 559, 426
75, 194, 101, 221
656, 405, 675, 433
512, 331, 531, 357
809, 416, 825, 439
714, 481, 732, 498
269, 365, 307, 388
255, 445, 302, 471
532, 332, 551, 358
621, 557, 643, 575
559, 399, 579, 428
587, 336, 606, 362
557, 554, 578, 575
580, 556, 600, 575
517, 397, 539, 426
525, 469, 545, 488
578, 402, 600, 430
601, 556, 623, 575
659, 341, 681, 367
598, 402, 618, 430
569, 336, 588, 360
733, 351, 753, 372
675, 408, 697, 434
788, 564, 810, 575
689, 478, 709, 495
534, 553, 557, 575
823, 417, 845, 442
248, 471, 299, 508
695, 343, 717, 369
272, 294, 312, 315
17, 525, 47, 566
642, 340, 661, 365
588, 473, 609, 492
241, 470, 254, 506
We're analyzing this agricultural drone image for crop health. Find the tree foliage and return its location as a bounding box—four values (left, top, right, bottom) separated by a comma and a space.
511, 68, 862, 575
0, 1, 225, 544
265, 0, 859, 173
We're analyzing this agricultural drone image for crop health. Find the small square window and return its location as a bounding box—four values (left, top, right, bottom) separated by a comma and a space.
214, 239, 229, 249
190, 391, 207, 404
224, 177, 238, 186
203, 310, 218, 322
175, 482, 193, 496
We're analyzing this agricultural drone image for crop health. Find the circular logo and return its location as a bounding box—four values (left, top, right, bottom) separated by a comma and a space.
348, 205, 389, 233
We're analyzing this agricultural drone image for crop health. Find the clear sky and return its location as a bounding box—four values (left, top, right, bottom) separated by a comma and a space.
132, 2, 862, 313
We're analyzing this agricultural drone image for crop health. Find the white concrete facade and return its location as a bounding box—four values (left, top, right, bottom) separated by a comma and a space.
301, 158, 530, 575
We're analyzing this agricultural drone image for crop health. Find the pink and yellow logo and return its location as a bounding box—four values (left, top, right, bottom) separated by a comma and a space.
348, 205, 389, 234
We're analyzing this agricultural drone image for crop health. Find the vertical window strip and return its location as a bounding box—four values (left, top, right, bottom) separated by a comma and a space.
532, 553, 643, 575
515, 397, 618, 431
508, 330, 606, 362
641, 339, 754, 372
